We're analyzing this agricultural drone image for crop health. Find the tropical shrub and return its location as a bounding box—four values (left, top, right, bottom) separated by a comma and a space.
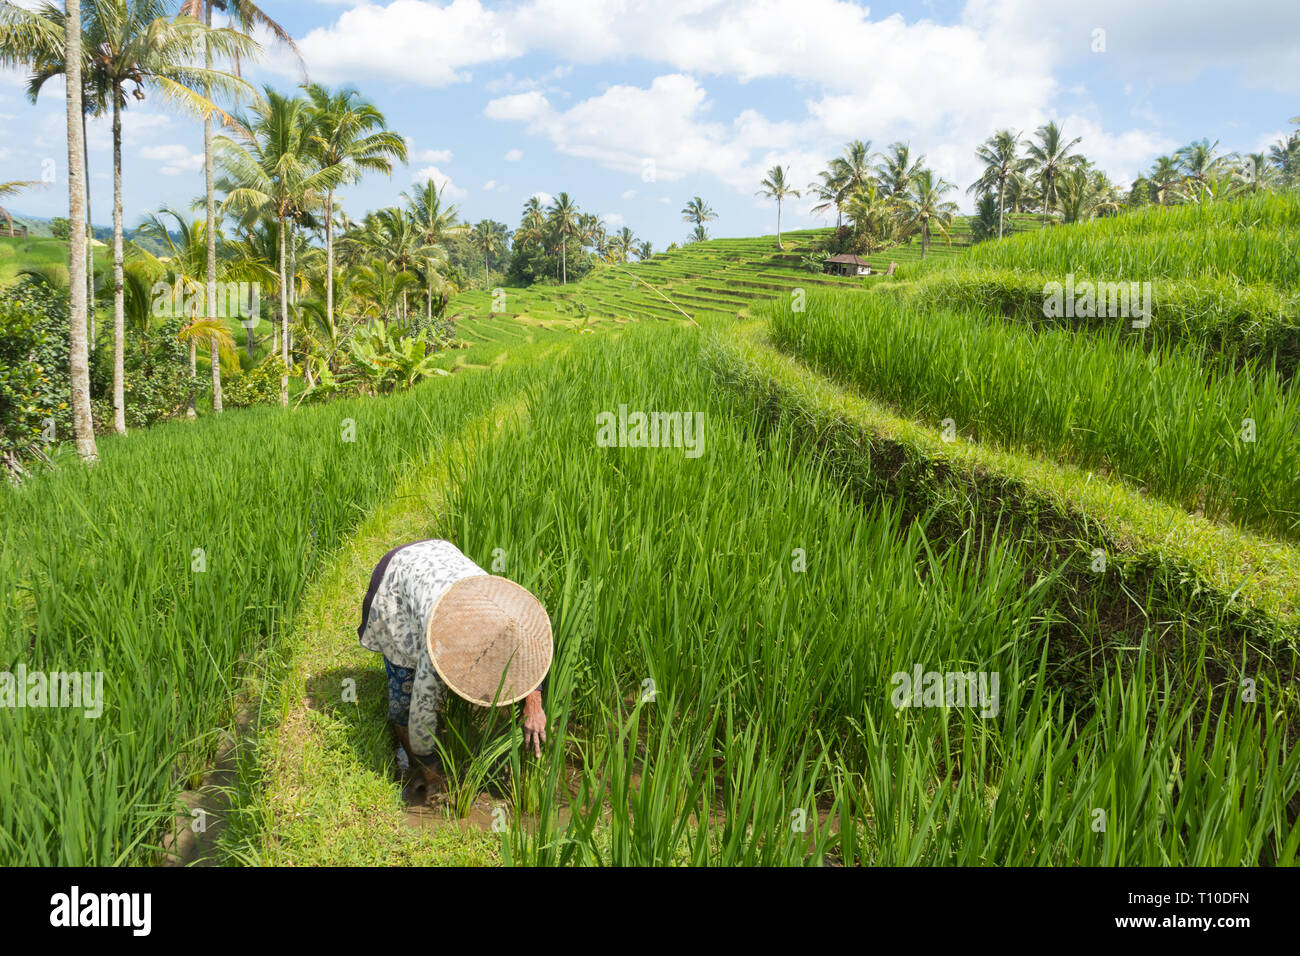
0, 277, 71, 467
224, 355, 292, 409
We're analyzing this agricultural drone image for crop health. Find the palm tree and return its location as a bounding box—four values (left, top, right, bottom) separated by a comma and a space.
515, 195, 546, 251
1174, 138, 1225, 202
688, 223, 709, 244
1024, 121, 1084, 226
469, 219, 507, 285
93, 1, 252, 432
546, 192, 579, 284
608, 225, 635, 262
1, 0, 98, 328
839, 139, 874, 194
680, 196, 717, 230
844, 180, 894, 251
1268, 134, 1300, 188
635, 240, 653, 261
756, 165, 799, 250
180, 0, 301, 415
63, 0, 94, 458
899, 169, 957, 260
133, 206, 212, 413
808, 163, 848, 228
1237, 151, 1274, 193
0, 180, 37, 236
1148, 155, 1181, 205
403, 179, 465, 319
967, 129, 1024, 239
306, 84, 406, 336
875, 142, 925, 199
219, 86, 343, 405
356, 206, 435, 326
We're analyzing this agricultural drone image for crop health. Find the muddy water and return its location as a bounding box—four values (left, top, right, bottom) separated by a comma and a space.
399, 762, 583, 833
160, 708, 255, 866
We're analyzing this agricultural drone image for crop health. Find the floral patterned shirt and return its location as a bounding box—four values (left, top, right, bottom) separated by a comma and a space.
358, 539, 488, 756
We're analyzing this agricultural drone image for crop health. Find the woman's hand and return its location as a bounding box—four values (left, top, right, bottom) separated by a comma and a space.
522, 690, 547, 758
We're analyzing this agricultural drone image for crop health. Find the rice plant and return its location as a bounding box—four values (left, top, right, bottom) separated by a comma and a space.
449, 324, 1297, 865
0, 363, 537, 864
767, 290, 1300, 538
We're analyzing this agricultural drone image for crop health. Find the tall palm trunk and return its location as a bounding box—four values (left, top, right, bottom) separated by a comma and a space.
288, 224, 296, 367
65, 0, 96, 461
186, 339, 197, 418
204, 4, 222, 414
561, 236, 567, 285
82, 108, 94, 349
325, 190, 335, 333
776, 199, 783, 250
111, 93, 125, 434
997, 177, 1006, 240
279, 216, 288, 406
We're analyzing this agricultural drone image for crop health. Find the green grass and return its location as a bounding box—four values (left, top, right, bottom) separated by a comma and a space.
0, 361, 536, 864
0, 235, 111, 289
451, 323, 1297, 865
4, 198, 1297, 868
938, 192, 1300, 290
767, 290, 1300, 539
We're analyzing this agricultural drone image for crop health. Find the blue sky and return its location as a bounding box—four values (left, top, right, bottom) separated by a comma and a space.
2, 0, 1297, 250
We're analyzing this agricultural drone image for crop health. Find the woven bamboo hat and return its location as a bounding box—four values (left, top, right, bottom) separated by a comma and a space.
425, 574, 553, 706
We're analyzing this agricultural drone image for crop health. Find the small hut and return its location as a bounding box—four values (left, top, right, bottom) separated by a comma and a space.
0, 212, 29, 238
824, 253, 871, 277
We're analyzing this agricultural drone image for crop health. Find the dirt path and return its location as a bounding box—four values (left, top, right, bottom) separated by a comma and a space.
229, 395, 535, 865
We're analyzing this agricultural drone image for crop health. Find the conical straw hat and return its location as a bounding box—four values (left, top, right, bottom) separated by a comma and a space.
425, 574, 553, 706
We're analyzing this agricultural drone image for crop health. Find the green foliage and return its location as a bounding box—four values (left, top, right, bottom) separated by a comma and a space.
0, 277, 70, 464
0, 364, 530, 863
48, 217, 70, 240
970, 193, 1004, 243
89, 315, 195, 431
225, 355, 292, 409
800, 250, 828, 273
951, 191, 1300, 289
768, 288, 1300, 539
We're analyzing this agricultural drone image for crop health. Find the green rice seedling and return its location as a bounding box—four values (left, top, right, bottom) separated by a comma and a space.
767, 290, 1300, 538
931, 192, 1300, 289
433, 321, 1295, 866
0, 362, 541, 864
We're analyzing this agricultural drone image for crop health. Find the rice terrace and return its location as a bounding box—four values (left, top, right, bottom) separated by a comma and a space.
1, 0, 1298, 903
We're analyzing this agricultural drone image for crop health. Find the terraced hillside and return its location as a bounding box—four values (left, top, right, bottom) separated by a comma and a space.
443, 216, 1041, 351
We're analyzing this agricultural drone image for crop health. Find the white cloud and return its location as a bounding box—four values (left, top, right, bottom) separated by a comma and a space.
530, 191, 553, 206
621, 189, 637, 199
964, 0, 1300, 92
415, 148, 454, 163
411, 164, 468, 200
483, 179, 512, 192
267, 0, 517, 86
504, 148, 524, 162
139, 143, 204, 176
601, 212, 624, 228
